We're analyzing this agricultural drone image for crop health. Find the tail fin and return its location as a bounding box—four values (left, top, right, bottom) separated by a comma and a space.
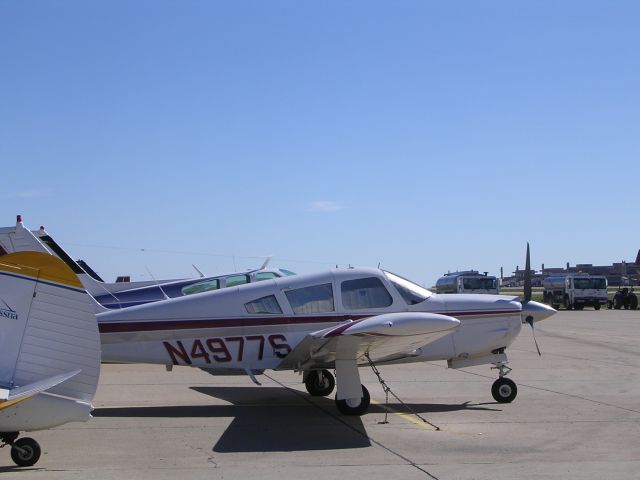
0, 252, 101, 403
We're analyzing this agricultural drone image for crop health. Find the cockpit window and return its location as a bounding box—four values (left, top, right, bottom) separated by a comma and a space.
182, 279, 220, 295
285, 283, 334, 314
383, 271, 432, 305
245, 295, 283, 314
341, 277, 393, 309
279, 269, 296, 276
574, 278, 607, 289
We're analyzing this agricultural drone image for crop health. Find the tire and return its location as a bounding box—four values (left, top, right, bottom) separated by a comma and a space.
594, 304, 601, 311
305, 370, 335, 396
335, 385, 370, 415
491, 378, 517, 403
11, 438, 41, 467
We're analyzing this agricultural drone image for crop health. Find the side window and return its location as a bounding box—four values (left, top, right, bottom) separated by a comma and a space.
255, 272, 279, 282
225, 274, 250, 287
182, 279, 220, 295
245, 295, 283, 314
285, 283, 334, 314
341, 277, 393, 309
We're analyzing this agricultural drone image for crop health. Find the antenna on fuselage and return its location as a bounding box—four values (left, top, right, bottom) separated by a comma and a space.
259, 256, 273, 270
192, 264, 205, 278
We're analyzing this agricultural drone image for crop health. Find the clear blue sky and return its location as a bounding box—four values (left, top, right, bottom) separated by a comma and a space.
1, 1, 639, 286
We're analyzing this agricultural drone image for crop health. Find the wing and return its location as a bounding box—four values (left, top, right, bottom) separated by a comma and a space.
277, 312, 459, 371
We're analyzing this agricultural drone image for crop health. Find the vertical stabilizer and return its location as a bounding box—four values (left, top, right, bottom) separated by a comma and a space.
0, 252, 100, 402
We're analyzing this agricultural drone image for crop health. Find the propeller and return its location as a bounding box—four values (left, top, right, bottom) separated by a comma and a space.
522, 242, 541, 356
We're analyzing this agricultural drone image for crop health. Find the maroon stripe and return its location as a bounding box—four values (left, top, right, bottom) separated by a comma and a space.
97, 309, 521, 334
98, 314, 366, 334
323, 318, 366, 337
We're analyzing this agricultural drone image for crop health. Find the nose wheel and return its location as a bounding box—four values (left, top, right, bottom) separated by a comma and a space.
491, 361, 518, 403
491, 377, 518, 403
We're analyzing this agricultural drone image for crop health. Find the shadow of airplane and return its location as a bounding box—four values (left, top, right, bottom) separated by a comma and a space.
93, 386, 501, 453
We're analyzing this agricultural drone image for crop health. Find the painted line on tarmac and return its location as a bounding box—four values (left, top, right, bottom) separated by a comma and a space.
371, 400, 439, 431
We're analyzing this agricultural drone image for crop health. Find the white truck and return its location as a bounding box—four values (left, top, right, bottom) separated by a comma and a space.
542, 274, 608, 310
435, 271, 500, 294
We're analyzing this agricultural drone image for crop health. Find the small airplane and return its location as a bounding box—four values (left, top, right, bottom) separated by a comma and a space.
96, 250, 554, 415
0, 216, 296, 308
0, 252, 101, 467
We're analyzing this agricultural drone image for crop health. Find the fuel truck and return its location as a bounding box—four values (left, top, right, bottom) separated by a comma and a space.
542, 274, 608, 310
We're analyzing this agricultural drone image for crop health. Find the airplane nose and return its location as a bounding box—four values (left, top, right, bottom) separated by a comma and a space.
521, 301, 556, 323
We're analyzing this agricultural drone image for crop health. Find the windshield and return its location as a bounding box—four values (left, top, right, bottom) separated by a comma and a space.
383, 271, 432, 305
279, 269, 297, 276
574, 278, 606, 289
462, 277, 496, 290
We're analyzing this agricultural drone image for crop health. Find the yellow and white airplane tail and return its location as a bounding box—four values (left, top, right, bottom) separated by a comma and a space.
0, 252, 101, 466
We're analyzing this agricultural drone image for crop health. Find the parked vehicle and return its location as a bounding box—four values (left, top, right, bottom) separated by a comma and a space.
609, 287, 638, 310
542, 274, 608, 310
435, 271, 499, 294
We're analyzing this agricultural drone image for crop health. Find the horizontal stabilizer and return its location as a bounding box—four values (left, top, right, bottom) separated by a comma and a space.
4, 370, 81, 402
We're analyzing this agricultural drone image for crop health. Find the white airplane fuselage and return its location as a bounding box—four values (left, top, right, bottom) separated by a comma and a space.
98, 268, 545, 372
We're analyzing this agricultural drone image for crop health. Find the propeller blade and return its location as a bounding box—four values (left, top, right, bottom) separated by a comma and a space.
526, 317, 542, 356
523, 242, 532, 304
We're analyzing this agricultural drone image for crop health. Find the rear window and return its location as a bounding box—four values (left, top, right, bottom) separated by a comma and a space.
245, 295, 283, 314
255, 272, 280, 282
285, 283, 334, 314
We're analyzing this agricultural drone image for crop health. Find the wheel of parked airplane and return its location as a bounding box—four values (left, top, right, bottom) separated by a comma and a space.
305, 370, 335, 396
491, 378, 517, 403
335, 385, 370, 415
11, 437, 41, 467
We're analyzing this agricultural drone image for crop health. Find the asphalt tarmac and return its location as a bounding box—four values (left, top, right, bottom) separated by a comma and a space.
2, 308, 638, 479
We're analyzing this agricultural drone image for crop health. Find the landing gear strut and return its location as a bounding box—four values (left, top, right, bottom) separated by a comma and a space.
491, 362, 518, 403
304, 370, 335, 396
1, 432, 42, 467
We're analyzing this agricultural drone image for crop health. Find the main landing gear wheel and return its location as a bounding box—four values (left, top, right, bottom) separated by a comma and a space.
10, 437, 41, 467
305, 370, 335, 396
335, 385, 370, 415
491, 377, 517, 403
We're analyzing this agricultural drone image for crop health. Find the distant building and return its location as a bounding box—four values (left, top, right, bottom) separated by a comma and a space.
502, 250, 640, 287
